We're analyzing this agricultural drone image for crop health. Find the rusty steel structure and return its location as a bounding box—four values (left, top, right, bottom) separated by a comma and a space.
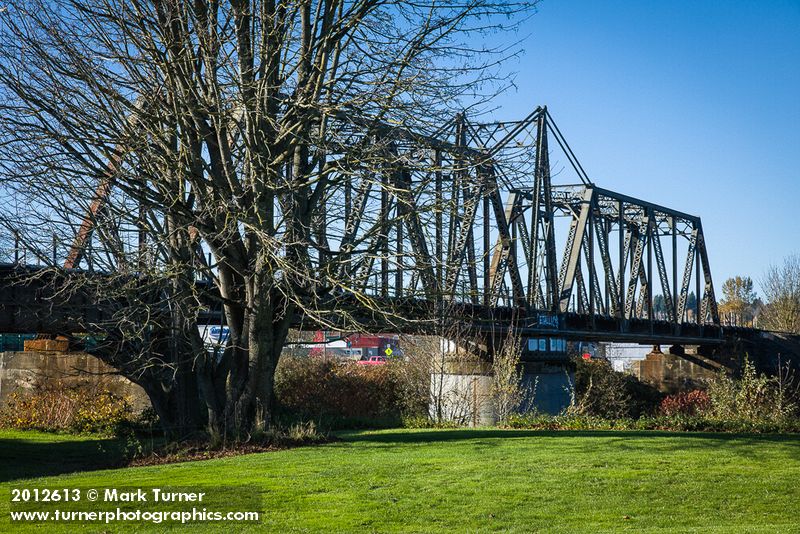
49, 106, 719, 343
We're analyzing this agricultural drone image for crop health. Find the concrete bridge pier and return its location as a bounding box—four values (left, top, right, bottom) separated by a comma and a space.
518, 360, 573, 415
630, 343, 730, 393
429, 334, 573, 426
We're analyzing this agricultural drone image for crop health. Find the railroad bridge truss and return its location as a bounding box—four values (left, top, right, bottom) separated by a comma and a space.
1, 106, 723, 348
292, 105, 722, 345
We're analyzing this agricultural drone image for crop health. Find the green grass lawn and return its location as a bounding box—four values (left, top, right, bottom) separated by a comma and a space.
1, 428, 799, 532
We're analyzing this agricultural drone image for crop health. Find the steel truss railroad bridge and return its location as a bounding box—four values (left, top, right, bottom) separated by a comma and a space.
1, 106, 769, 357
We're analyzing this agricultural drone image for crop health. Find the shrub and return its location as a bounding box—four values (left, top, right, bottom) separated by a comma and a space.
492, 334, 524, 423
570, 357, 662, 419
390, 337, 434, 419
501, 413, 800, 434
0, 380, 134, 434
286, 421, 326, 443
401, 414, 460, 429
706, 358, 798, 423
504, 413, 633, 431
659, 390, 711, 416
274, 356, 402, 424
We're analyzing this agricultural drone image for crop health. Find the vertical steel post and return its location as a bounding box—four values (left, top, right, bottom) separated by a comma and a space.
533, 110, 559, 310
464, 182, 479, 303
451, 113, 465, 299
647, 210, 653, 327
483, 181, 490, 306
588, 203, 595, 318
542, 117, 559, 310
138, 198, 147, 271
531, 115, 542, 307
87, 237, 93, 272
434, 150, 443, 293
396, 172, 404, 297
604, 220, 610, 314
672, 217, 678, 324
695, 240, 701, 324
618, 200, 625, 320
511, 206, 518, 306
317, 158, 328, 271
381, 169, 389, 297
344, 172, 352, 275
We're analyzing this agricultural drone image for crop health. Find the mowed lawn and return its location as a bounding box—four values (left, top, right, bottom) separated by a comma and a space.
1, 428, 799, 532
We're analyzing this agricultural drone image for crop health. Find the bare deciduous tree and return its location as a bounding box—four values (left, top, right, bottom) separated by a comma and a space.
0, 0, 535, 437
491, 332, 523, 423
761, 255, 800, 334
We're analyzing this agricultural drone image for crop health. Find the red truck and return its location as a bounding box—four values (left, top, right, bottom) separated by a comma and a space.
356, 355, 387, 366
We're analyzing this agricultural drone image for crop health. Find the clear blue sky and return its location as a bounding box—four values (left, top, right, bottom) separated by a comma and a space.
491, 0, 800, 297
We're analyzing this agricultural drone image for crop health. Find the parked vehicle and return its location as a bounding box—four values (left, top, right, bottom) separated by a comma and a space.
356, 355, 387, 366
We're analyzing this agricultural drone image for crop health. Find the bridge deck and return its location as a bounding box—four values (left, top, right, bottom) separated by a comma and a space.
0, 262, 751, 348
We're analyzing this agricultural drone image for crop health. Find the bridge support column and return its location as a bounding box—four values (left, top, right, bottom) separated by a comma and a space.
630, 343, 727, 393
429, 353, 493, 426
430, 371, 495, 426
518, 361, 574, 416
428, 336, 573, 426
429, 363, 573, 426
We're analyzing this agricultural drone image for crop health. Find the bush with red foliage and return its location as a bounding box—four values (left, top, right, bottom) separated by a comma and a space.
659, 389, 711, 416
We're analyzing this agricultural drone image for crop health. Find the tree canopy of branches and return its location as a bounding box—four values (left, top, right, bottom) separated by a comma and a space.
761, 255, 800, 334
0, 0, 535, 437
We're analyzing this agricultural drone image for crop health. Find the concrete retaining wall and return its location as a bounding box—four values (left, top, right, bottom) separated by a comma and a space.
0, 351, 150, 412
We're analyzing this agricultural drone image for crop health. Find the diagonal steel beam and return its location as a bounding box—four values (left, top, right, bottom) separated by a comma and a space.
650, 218, 676, 323
559, 214, 579, 294
676, 229, 698, 322
575, 268, 589, 314
395, 169, 439, 299
558, 187, 594, 312
488, 190, 526, 307
625, 220, 648, 319
443, 171, 484, 300
594, 215, 619, 317
582, 235, 605, 316
696, 224, 719, 324
337, 172, 374, 275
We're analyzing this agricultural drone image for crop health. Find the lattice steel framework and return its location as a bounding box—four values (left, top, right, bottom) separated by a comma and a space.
63, 106, 720, 331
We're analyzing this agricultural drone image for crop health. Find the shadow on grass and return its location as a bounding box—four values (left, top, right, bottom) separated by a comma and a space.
339, 428, 800, 453
0, 435, 126, 483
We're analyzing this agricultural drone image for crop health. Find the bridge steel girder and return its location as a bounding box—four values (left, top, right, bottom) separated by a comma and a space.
540, 182, 718, 332
487, 189, 526, 308
557, 190, 592, 312
20, 103, 722, 345
394, 169, 439, 300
